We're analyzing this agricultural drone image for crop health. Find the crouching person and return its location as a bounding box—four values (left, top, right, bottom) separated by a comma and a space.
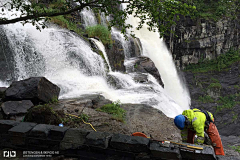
174, 108, 225, 156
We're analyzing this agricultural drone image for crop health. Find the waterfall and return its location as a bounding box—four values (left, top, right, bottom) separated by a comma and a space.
89, 38, 112, 72
80, 7, 98, 28
122, 4, 191, 111
111, 28, 131, 59
0, 2, 188, 118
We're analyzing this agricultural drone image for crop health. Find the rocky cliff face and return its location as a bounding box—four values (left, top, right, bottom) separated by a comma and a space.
164, 16, 240, 68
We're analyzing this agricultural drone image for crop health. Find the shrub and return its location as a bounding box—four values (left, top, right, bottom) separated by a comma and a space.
86, 25, 112, 45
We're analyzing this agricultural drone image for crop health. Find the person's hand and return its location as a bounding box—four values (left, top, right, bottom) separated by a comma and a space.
195, 136, 204, 145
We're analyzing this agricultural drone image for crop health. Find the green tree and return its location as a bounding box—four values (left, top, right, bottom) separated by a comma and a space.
0, 0, 196, 37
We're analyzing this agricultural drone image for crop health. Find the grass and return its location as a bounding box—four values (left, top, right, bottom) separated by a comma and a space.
86, 25, 112, 45
198, 95, 214, 103
185, 49, 240, 73
216, 95, 236, 112
79, 113, 90, 122
232, 114, 238, 122
50, 15, 83, 34
96, 100, 126, 122
207, 82, 222, 89
229, 145, 240, 153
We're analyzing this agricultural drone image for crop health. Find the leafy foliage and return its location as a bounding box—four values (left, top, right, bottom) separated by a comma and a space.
0, 0, 196, 37
185, 49, 240, 72
190, 0, 239, 21
79, 113, 90, 122
49, 96, 59, 104
86, 25, 112, 45
96, 100, 126, 122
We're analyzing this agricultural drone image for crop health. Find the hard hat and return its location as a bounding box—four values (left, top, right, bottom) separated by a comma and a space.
174, 115, 186, 130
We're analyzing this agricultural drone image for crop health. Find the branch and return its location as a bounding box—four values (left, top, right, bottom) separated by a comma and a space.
0, 2, 88, 25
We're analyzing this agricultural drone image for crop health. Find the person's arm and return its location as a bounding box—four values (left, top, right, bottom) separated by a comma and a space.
181, 128, 188, 143
192, 119, 205, 144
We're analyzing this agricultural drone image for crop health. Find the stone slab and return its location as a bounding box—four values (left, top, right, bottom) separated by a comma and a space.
60, 128, 90, 150
85, 131, 112, 149
110, 133, 149, 153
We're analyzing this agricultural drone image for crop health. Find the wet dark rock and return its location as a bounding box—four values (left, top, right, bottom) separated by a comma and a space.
85, 131, 112, 149
106, 74, 123, 89
128, 37, 142, 58
0, 87, 7, 98
4, 77, 60, 105
110, 133, 149, 153
60, 128, 90, 150
1, 100, 33, 117
131, 73, 149, 83
106, 37, 126, 72
133, 57, 164, 87
53, 94, 112, 110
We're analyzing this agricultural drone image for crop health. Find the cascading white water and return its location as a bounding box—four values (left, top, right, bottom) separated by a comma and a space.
111, 27, 131, 59
0, 2, 188, 117
89, 38, 112, 72
0, 81, 8, 87
122, 4, 191, 111
80, 7, 98, 28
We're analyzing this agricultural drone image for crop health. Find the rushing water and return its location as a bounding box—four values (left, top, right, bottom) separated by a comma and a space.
122, 4, 191, 111
80, 7, 98, 28
0, 2, 190, 117
89, 38, 112, 72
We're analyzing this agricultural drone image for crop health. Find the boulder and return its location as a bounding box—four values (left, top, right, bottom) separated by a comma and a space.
4, 77, 60, 105
105, 37, 126, 72
133, 57, 164, 88
1, 100, 33, 117
24, 104, 62, 125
